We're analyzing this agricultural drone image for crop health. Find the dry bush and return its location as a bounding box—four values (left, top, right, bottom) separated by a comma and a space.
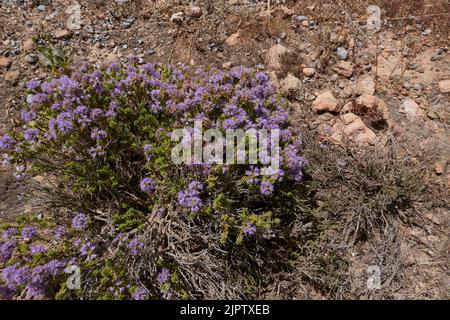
303, 133, 425, 243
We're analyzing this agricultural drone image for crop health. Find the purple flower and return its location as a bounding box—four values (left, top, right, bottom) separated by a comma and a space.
140, 177, 156, 194
30, 244, 47, 255
23, 128, 39, 144
0, 285, 17, 299
72, 213, 87, 230
13, 165, 27, 181
91, 128, 107, 141
133, 287, 148, 300
262, 229, 276, 239
128, 238, 144, 255
3, 261, 65, 298
2, 264, 29, 286
20, 110, 37, 124
0, 134, 15, 151
143, 144, 152, 162
80, 242, 97, 261
2, 228, 17, 240
58, 75, 79, 92
26, 80, 40, 90
157, 268, 171, 284
0, 240, 16, 263
45, 259, 66, 276
260, 180, 274, 196
89, 145, 105, 158
90, 108, 103, 121
27, 93, 47, 105
243, 223, 256, 236
54, 226, 66, 240
178, 181, 203, 213
56, 112, 74, 133
1, 153, 11, 166
283, 145, 308, 181
106, 102, 118, 118
21, 226, 37, 239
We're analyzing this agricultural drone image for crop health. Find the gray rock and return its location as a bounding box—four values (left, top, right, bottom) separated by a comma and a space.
295, 15, 307, 21
413, 83, 424, 90
431, 48, 443, 61
337, 47, 348, 60
122, 18, 135, 29
45, 12, 58, 21
37, 5, 46, 12
434, 48, 443, 55
421, 28, 431, 36
278, 32, 287, 40
170, 12, 184, 23
402, 82, 412, 89
408, 62, 419, 70
24, 54, 38, 64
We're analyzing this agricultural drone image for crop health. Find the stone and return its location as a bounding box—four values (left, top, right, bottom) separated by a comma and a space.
187, 6, 202, 18
122, 18, 134, 29
301, 20, 309, 27
330, 114, 377, 145
268, 71, 280, 90
438, 80, 450, 93
280, 73, 301, 93
341, 113, 376, 145
337, 47, 348, 60
355, 94, 390, 120
400, 99, 420, 118
302, 67, 315, 77
170, 12, 184, 23
23, 38, 35, 52
5, 70, 20, 84
427, 111, 438, 120
341, 112, 359, 125
402, 82, 412, 89
266, 44, 287, 70
421, 28, 431, 36
355, 76, 375, 95
279, 5, 294, 17
413, 83, 424, 90
24, 54, 38, 64
333, 61, 353, 78
317, 112, 335, 122
295, 15, 307, 21
435, 161, 447, 175
222, 62, 232, 69
313, 90, 340, 112
37, 5, 46, 11
53, 29, 71, 39
343, 85, 354, 98
342, 102, 353, 113
225, 32, 240, 46
0, 57, 12, 68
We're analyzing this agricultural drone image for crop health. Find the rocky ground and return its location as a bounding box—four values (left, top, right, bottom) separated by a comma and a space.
1, 0, 449, 299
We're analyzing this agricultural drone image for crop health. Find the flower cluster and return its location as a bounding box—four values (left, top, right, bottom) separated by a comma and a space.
2, 260, 66, 298
177, 181, 203, 213
0, 62, 308, 300
140, 177, 156, 194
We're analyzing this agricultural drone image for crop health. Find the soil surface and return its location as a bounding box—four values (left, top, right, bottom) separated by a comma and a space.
1, 0, 449, 299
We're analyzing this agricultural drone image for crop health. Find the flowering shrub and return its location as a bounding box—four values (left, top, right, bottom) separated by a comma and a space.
0, 61, 309, 299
